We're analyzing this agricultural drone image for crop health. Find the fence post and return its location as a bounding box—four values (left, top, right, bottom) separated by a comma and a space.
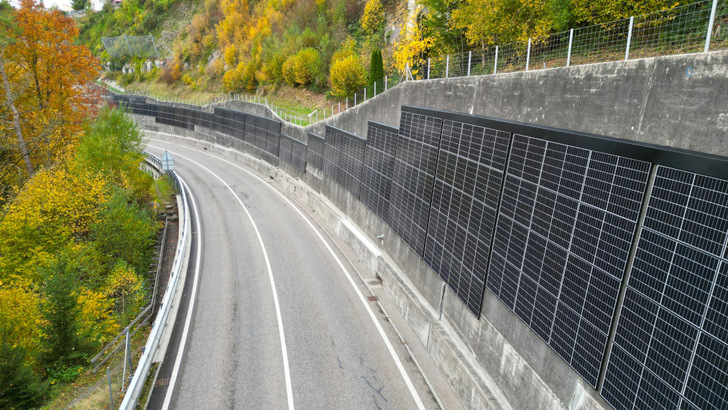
567, 28, 574, 67
526, 38, 531, 71
385, 75, 388, 91
467, 51, 472, 76
625, 16, 634, 60
427, 58, 431, 80
374, 82, 377, 97
346, 98, 348, 110
705, 0, 719, 52
107, 367, 114, 409
354, 93, 357, 106
445, 55, 450, 78
364, 88, 367, 102
494, 46, 498, 74
121, 328, 129, 391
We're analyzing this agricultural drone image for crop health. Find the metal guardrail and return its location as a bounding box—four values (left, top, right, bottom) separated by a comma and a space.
119, 152, 191, 409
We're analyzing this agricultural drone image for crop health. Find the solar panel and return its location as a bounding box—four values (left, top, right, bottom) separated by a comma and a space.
360, 121, 398, 223
389, 109, 443, 256
323, 126, 366, 198
424, 119, 511, 315
487, 133, 651, 387
307, 132, 325, 170
602, 166, 728, 410
279, 134, 307, 173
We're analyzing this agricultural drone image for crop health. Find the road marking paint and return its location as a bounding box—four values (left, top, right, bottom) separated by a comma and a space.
150, 146, 295, 410
162, 177, 202, 410
149, 142, 425, 410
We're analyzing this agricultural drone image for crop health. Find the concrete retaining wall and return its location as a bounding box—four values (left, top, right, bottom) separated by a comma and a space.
134, 49, 728, 410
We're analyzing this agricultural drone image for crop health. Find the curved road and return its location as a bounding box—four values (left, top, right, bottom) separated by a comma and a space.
145, 140, 440, 409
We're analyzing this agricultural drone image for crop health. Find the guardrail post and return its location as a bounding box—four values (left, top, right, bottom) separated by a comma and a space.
526, 38, 531, 71
445, 55, 449, 78
494, 46, 498, 74
467, 51, 472, 76
625, 16, 634, 60
427, 58, 431, 80
705, 0, 719, 52
567, 28, 574, 67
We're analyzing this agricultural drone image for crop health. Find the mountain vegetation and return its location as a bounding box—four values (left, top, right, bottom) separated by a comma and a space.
1, 1, 160, 406
78, 0, 688, 103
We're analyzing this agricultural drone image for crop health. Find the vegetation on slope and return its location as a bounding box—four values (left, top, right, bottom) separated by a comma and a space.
1, 1, 160, 406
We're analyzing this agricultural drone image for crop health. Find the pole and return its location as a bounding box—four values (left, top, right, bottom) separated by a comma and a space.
625, 16, 634, 60
427, 58, 431, 80
445, 55, 449, 78
107, 367, 114, 408
467, 51, 472, 76
121, 328, 129, 391
494, 46, 498, 74
385, 75, 388, 91
354, 93, 357, 106
705, 0, 719, 52
374, 82, 377, 97
526, 38, 531, 71
567, 28, 574, 67
364, 88, 367, 102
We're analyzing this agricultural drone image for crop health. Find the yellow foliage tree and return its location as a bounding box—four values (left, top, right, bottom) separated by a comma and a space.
330, 54, 366, 98
76, 288, 118, 347
361, 0, 385, 35
104, 261, 143, 318
0, 282, 42, 368
392, 6, 434, 78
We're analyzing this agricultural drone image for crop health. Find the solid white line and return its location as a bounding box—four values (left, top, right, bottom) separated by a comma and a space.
149, 142, 425, 409
162, 177, 202, 410
152, 147, 295, 410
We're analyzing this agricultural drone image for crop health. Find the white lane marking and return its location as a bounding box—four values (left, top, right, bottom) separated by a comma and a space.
151, 147, 295, 410
149, 142, 426, 409
162, 176, 202, 409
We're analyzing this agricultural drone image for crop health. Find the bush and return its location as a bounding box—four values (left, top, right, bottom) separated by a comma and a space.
292, 48, 320, 86
361, 0, 384, 35
330, 54, 367, 98
160, 60, 182, 85
282, 55, 297, 86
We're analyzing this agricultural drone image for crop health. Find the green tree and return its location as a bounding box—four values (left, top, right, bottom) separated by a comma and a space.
0, 333, 47, 409
71, 0, 87, 11
40, 259, 86, 374
419, 0, 467, 54
368, 48, 383, 96
572, 0, 684, 24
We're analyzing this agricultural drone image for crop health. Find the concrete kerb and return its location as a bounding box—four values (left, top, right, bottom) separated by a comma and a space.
141, 123, 512, 410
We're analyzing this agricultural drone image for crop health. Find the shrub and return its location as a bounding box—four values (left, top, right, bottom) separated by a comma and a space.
361, 0, 384, 35
282, 55, 297, 86
330, 54, 367, 98
160, 60, 182, 85
292, 48, 320, 86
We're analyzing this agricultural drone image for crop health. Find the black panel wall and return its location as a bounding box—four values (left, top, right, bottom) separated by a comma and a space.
602, 166, 728, 410
323, 126, 366, 198
487, 133, 652, 387
279, 134, 307, 173
360, 121, 398, 223
307, 132, 325, 170
425, 119, 511, 316
389, 109, 443, 256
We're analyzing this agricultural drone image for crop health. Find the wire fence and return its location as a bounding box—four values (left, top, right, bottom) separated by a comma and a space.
102, 35, 161, 59
100, 72, 405, 127
423, 0, 727, 79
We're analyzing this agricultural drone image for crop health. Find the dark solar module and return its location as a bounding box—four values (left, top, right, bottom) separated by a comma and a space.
307, 133, 325, 170
361, 122, 398, 223
602, 166, 728, 410
487, 133, 650, 387
323, 126, 366, 198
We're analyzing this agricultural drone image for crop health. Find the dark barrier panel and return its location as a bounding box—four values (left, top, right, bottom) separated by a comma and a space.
307, 132, 325, 171
360, 121, 398, 224
603, 167, 728, 409
245, 113, 281, 160
323, 126, 366, 198
388, 108, 443, 257
280, 134, 307, 173
425, 118, 511, 317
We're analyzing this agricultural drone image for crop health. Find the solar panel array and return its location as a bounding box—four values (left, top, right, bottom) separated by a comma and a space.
279, 134, 307, 173
389, 110, 443, 256
307, 132, 325, 170
323, 126, 366, 198
360, 121, 398, 222
424, 120, 511, 315
112, 92, 728, 408
602, 166, 728, 410
486, 134, 652, 386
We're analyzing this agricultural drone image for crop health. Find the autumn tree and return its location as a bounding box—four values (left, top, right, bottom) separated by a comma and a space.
0, 0, 100, 196
361, 0, 384, 35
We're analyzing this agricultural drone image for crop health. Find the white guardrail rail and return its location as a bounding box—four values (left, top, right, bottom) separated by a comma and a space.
120, 152, 191, 408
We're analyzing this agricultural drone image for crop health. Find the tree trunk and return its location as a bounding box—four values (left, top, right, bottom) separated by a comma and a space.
0, 55, 34, 177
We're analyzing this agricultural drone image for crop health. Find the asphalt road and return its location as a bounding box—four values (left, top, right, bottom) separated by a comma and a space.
145, 140, 440, 409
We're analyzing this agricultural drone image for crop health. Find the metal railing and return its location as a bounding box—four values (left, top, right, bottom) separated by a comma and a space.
423, 0, 726, 79
119, 152, 191, 409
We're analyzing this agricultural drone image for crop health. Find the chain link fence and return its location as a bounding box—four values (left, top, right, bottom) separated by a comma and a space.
102, 35, 161, 59
423, 0, 727, 79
